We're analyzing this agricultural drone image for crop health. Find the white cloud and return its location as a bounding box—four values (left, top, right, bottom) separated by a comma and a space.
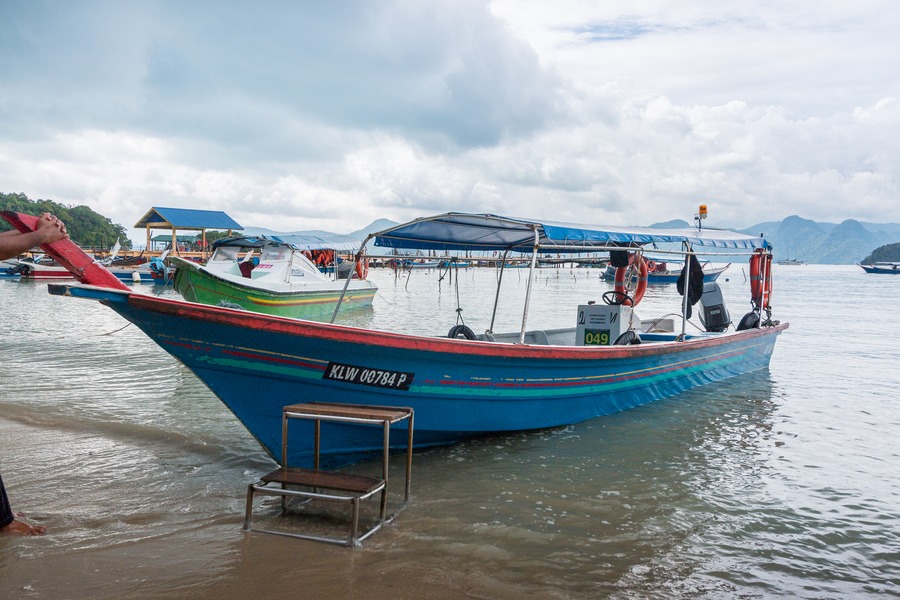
2, 0, 900, 245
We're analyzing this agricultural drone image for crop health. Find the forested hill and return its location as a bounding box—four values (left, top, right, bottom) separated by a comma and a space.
861, 242, 900, 264
0, 192, 131, 249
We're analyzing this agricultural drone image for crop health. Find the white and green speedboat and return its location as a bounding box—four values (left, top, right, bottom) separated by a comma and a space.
171, 236, 376, 320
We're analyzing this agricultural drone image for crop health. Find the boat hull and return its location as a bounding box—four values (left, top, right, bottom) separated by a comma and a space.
173, 261, 377, 319
65, 286, 786, 467
860, 264, 900, 274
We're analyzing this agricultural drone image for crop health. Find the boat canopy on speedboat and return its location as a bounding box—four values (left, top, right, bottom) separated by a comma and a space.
371, 212, 769, 253
212, 235, 359, 253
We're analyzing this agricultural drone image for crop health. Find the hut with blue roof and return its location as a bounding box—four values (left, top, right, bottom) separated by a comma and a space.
134, 207, 243, 256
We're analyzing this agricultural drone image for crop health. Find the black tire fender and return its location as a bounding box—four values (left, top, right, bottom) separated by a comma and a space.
447, 324, 476, 340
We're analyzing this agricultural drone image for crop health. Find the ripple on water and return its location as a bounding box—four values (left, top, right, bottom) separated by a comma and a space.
2, 267, 900, 599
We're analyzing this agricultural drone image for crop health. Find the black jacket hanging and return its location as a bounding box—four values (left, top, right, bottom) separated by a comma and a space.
676, 254, 705, 318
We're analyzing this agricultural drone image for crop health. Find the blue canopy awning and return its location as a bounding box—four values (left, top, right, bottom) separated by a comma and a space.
212, 235, 361, 252
372, 213, 768, 253
270, 234, 361, 252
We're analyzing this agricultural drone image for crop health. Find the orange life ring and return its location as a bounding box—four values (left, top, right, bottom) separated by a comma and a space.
613, 254, 648, 307
647, 260, 656, 272
749, 249, 773, 309
355, 255, 369, 279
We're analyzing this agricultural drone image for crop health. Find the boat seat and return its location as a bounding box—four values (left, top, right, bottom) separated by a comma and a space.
526, 330, 550, 345
476, 330, 552, 345
542, 327, 577, 345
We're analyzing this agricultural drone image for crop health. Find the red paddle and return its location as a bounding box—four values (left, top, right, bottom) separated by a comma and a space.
1, 211, 131, 291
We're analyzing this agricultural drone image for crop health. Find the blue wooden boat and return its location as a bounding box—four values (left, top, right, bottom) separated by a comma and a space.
3, 210, 787, 468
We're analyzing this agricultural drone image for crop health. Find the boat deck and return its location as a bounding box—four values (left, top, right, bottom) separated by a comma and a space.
474, 319, 686, 346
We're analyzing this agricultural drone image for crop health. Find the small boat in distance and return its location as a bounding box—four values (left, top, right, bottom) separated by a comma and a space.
2, 245, 155, 283
170, 236, 377, 320
777, 258, 805, 266
603, 260, 729, 284
859, 262, 900, 274
2, 255, 75, 279
2, 209, 788, 469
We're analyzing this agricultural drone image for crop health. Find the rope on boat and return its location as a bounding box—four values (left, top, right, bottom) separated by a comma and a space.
374, 289, 396, 306
98, 321, 134, 336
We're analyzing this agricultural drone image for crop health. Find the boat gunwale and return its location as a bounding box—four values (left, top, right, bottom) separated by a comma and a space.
121, 287, 788, 360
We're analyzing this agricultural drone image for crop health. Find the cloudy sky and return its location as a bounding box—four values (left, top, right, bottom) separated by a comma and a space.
2, 0, 899, 244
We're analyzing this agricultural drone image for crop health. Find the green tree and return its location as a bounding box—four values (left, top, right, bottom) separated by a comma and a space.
0, 192, 132, 249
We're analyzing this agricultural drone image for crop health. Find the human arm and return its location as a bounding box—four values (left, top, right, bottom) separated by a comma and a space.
0, 213, 68, 260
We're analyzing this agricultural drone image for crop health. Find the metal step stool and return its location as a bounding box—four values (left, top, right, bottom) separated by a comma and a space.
243, 402, 414, 547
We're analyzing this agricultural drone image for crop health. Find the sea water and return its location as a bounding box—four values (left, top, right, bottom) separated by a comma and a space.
1, 264, 898, 599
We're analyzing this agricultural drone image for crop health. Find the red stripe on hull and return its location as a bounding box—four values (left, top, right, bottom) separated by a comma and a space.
128, 293, 788, 361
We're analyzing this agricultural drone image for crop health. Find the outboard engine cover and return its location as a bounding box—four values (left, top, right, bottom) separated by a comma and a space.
698, 282, 731, 332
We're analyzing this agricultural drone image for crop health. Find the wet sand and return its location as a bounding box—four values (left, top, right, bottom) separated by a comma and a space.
0, 416, 573, 600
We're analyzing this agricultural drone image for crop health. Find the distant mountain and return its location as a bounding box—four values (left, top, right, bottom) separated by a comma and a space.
816, 221, 900, 235
649, 219, 691, 229
242, 226, 343, 238
348, 218, 399, 240
240, 215, 899, 264
770, 215, 826, 259
740, 215, 900, 264
240, 218, 399, 244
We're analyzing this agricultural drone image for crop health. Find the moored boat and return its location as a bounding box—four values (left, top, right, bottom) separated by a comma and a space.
603, 260, 729, 284
170, 236, 377, 319
3, 210, 787, 469
148, 255, 175, 285
2, 255, 75, 279
107, 264, 155, 283
859, 262, 900, 274
3, 255, 156, 283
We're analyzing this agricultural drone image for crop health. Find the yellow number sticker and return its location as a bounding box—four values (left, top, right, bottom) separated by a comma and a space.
583, 329, 610, 345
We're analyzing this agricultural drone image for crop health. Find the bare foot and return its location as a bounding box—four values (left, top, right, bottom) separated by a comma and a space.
0, 518, 46, 536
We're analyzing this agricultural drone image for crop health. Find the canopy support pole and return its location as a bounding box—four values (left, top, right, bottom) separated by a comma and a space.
488, 249, 510, 334
331, 237, 370, 324
518, 228, 540, 344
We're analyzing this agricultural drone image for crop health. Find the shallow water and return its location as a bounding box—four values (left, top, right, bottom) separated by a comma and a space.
1, 264, 898, 599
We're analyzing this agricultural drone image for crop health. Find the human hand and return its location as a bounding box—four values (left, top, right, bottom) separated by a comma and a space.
36, 212, 68, 243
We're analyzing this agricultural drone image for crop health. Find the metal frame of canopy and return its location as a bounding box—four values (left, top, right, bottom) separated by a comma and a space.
331, 213, 773, 344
